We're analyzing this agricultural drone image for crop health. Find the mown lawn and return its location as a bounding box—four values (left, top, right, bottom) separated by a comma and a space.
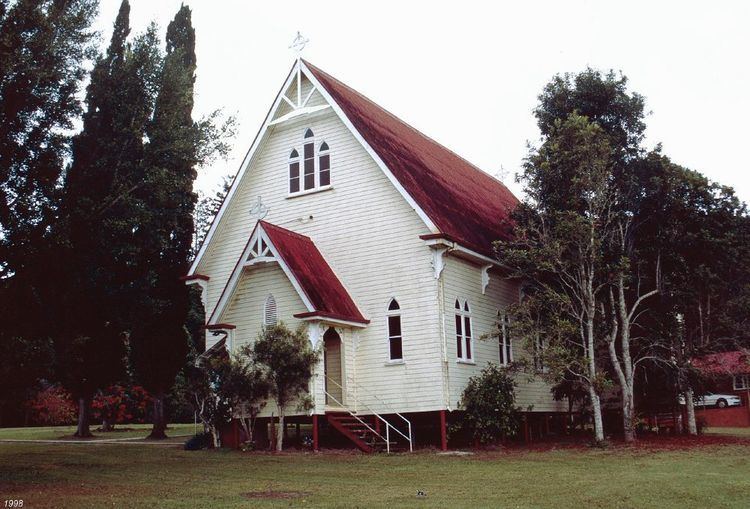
0, 423, 196, 441
705, 427, 750, 437
1, 435, 749, 508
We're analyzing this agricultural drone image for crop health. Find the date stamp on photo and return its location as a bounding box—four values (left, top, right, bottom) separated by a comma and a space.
4, 501, 24, 508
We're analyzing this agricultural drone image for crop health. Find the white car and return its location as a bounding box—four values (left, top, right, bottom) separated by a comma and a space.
679, 393, 743, 408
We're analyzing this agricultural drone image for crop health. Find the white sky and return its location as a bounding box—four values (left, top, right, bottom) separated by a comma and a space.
95, 0, 750, 203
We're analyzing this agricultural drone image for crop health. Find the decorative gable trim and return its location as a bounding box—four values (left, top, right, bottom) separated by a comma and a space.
206, 221, 315, 325
188, 61, 299, 276
188, 59, 438, 276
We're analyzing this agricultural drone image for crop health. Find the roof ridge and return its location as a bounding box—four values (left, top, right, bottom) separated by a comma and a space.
259, 220, 313, 241
302, 60, 514, 192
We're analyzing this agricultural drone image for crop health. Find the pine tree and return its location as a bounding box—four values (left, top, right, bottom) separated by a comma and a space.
130, 5, 199, 439
56, 0, 161, 437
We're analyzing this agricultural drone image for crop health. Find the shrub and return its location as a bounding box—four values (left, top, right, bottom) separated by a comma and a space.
27, 384, 76, 425
92, 384, 152, 429
184, 432, 212, 451
453, 364, 520, 445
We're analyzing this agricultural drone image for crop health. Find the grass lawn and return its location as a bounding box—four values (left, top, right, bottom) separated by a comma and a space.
0, 423, 197, 441
1, 436, 749, 508
705, 427, 750, 437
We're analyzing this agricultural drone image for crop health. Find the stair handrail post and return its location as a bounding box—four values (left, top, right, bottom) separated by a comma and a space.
386, 423, 390, 454
408, 421, 413, 452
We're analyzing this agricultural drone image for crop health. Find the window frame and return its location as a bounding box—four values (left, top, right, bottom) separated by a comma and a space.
386, 298, 404, 363
499, 311, 513, 366
533, 335, 547, 373
288, 128, 333, 197
288, 149, 301, 194
455, 299, 474, 363
733, 374, 749, 390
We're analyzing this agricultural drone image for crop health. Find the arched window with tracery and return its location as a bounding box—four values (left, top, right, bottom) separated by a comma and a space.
289, 128, 332, 194
387, 298, 403, 361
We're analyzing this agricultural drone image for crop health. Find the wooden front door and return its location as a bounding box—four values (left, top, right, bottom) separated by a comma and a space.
324, 328, 343, 406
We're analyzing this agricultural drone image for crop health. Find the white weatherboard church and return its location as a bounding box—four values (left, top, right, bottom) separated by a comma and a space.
184, 58, 567, 452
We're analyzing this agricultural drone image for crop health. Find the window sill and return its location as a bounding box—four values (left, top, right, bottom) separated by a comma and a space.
286, 185, 333, 199
456, 359, 476, 365
385, 360, 405, 366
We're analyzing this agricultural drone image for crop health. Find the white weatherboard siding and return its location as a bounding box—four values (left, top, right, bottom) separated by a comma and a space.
441, 256, 567, 413
197, 87, 444, 415
221, 263, 308, 418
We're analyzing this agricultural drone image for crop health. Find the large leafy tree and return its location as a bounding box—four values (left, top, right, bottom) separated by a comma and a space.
0, 0, 98, 277
129, 5, 199, 439
497, 113, 616, 444
530, 69, 661, 442
634, 153, 750, 433
56, 0, 161, 437
0, 0, 98, 425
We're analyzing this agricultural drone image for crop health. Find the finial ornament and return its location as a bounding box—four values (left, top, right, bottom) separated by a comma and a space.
249, 196, 269, 221
289, 31, 309, 56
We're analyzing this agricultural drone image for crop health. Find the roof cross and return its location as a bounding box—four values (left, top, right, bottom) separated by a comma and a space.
249, 196, 269, 221
289, 31, 309, 56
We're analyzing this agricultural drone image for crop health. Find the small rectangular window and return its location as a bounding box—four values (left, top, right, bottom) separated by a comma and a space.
464, 316, 472, 360
734, 375, 749, 390
319, 154, 330, 186
500, 313, 512, 365
534, 336, 546, 372
289, 162, 300, 193
388, 314, 403, 361
455, 314, 463, 358
303, 143, 315, 190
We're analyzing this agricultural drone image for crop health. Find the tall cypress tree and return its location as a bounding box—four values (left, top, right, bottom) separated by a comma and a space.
130, 5, 198, 439
57, 0, 161, 437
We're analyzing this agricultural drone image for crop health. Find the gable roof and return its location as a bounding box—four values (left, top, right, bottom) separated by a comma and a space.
303, 61, 518, 256
189, 59, 518, 276
207, 220, 368, 327
260, 221, 368, 325
693, 350, 750, 376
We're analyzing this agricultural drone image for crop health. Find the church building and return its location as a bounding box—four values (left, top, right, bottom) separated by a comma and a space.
184, 58, 567, 451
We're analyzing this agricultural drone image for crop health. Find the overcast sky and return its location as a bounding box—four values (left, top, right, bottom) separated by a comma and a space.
94, 0, 750, 203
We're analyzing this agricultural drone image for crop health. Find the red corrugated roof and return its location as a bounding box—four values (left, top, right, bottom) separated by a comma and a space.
693, 350, 750, 375
260, 221, 368, 325
304, 61, 519, 256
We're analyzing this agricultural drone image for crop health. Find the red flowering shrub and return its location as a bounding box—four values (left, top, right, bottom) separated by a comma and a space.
92, 384, 152, 428
27, 384, 76, 425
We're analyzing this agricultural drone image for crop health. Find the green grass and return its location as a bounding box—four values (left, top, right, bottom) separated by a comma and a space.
705, 427, 750, 437
1, 439, 749, 508
0, 423, 197, 441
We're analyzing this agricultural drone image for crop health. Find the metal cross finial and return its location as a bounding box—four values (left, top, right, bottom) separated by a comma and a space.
249, 196, 269, 221
289, 31, 309, 56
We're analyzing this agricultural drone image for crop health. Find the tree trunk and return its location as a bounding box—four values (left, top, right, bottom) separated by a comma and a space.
101, 418, 114, 432
588, 386, 604, 444
622, 389, 635, 443
74, 396, 92, 437
685, 388, 697, 435
275, 411, 285, 452
148, 391, 168, 439
210, 424, 220, 448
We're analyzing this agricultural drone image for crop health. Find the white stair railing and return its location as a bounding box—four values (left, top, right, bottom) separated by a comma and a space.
324, 375, 413, 453
344, 375, 413, 451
